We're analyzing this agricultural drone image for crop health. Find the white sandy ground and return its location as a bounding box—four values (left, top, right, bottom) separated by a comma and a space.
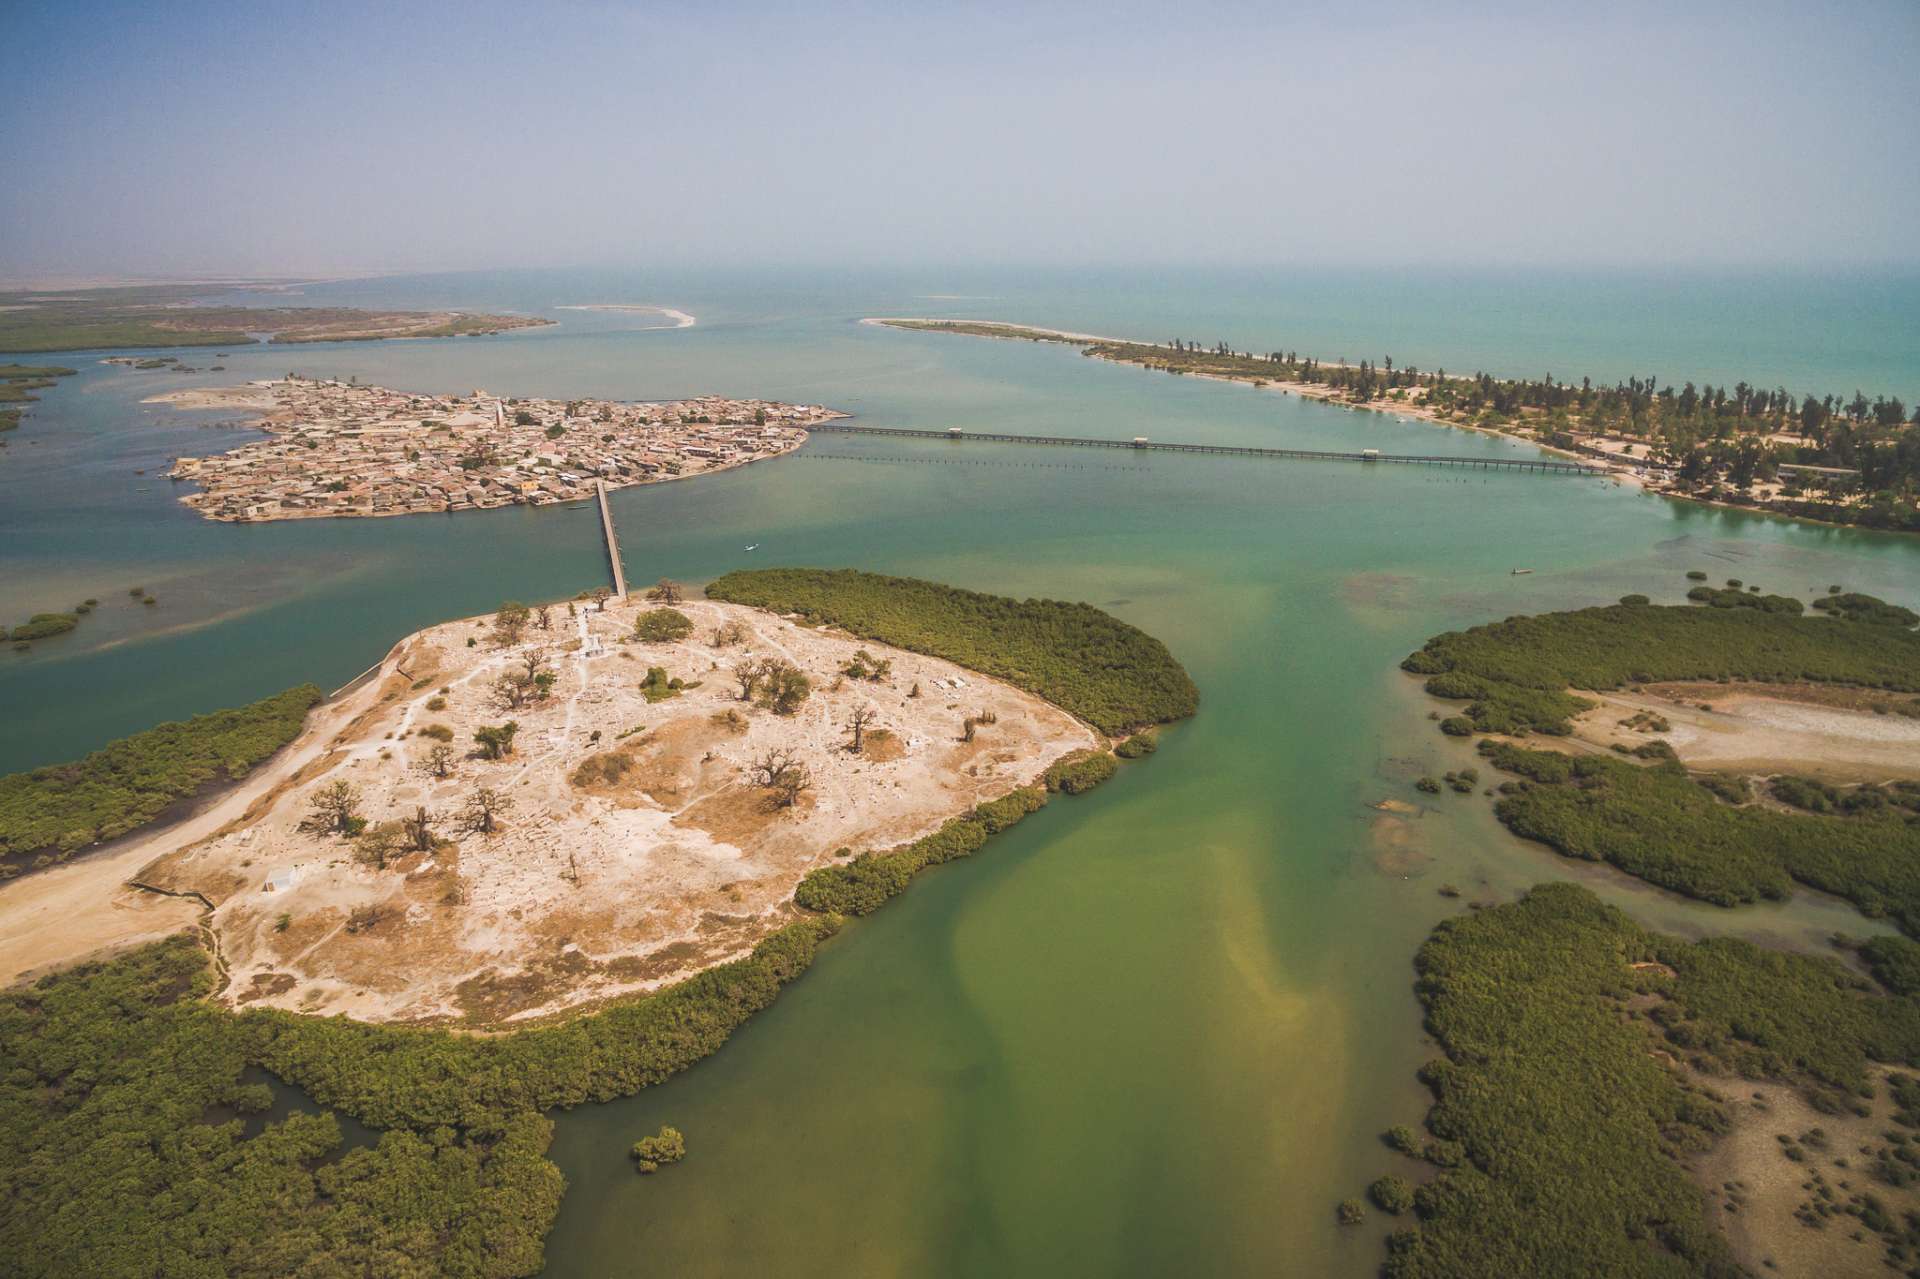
70, 597, 1098, 1025
142, 384, 281, 411
1571, 687, 1920, 782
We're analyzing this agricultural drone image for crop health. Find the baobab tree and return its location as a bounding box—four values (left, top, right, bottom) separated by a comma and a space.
748, 746, 812, 809
733, 656, 773, 702
492, 601, 531, 646
749, 746, 802, 789
421, 743, 456, 779
354, 824, 401, 870
460, 786, 513, 835
846, 705, 877, 753
647, 578, 685, 604
401, 806, 438, 852
474, 721, 519, 760
305, 780, 363, 835
760, 661, 810, 715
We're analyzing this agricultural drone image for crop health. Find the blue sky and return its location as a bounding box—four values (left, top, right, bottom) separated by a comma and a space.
3, 0, 1915, 277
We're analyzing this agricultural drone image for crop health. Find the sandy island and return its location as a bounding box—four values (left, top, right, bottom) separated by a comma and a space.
83, 595, 1100, 1025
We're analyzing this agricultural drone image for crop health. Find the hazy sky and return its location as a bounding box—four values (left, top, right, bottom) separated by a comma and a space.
3, 0, 1915, 278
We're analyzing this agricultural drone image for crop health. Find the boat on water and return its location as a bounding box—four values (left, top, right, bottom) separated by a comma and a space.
1511, 568, 1533, 575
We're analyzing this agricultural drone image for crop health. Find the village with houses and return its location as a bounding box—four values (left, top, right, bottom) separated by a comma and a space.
154, 376, 846, 521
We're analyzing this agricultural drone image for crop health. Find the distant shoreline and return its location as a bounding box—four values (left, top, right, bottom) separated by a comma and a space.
860, 316, 1617, 475
863, 317, 1920, 534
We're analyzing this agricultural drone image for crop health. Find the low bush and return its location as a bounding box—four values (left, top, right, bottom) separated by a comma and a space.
7, 612, 78, 641
1044, 750, 1118, 794
1369, 1175, 1416, 1214
630, 1126, 685, 1173
633, 608, 693, 643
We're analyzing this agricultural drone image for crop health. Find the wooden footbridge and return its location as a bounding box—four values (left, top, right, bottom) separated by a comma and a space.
806, 423, 1607, 476
595, 480, 627, 598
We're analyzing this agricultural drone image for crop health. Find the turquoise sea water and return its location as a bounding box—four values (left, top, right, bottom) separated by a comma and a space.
2, 268, 1917, 1275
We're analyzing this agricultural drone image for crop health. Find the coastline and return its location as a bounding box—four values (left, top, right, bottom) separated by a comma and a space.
862, 316, 1638, 479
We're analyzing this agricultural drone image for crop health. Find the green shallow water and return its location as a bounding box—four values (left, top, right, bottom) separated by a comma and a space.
1, 269, 1917, 1276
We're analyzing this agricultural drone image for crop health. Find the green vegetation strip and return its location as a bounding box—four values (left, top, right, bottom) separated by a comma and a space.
1404, 598, 1920, 735
1385, 882, 1920, 1277
0, 920, 834, 1278
797, 785, 1056, 915
705, 568, 1198, 735
1484, 742, 1920, 934
0, 684, 323, 871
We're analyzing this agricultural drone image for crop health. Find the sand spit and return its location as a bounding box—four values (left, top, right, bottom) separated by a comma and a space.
556, 304, 696, 328
144, 385, 280, 412
863, 317, 1639, 481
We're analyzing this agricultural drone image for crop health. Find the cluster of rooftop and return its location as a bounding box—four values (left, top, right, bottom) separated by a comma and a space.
166, 377, 844, 521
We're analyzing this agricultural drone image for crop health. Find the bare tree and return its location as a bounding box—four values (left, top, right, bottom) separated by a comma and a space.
459, 786, 513, 835
733, 656, 771, 702
847, 705, 877, 753
401, 805, 438, 852
421, 743, 456, 779
647, 578, 685, 604
305, 779, 363, 835
960, 716, 978, 743
590, 586, 611, 612
748, 746, 802, 789
354, 824, 401, 870
709, 620, 746, 648
492, 671, 532, 711
535, 604, 552, 631
772, 764, 813, 809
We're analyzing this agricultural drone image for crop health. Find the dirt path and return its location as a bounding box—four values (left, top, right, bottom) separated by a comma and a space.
0, 659, 400, 987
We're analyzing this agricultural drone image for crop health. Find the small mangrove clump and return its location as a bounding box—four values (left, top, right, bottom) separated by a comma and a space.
631, 1126, 686, 1174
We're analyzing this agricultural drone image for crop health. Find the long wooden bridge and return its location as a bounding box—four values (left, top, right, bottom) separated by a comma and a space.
806, 423, 1608, 476
595, 480, 628, 598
